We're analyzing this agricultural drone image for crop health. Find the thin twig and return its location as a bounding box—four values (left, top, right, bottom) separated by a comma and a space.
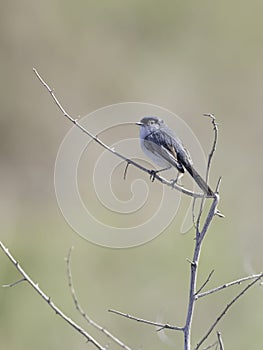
108, 309, 184, 331
203, 341, 218, 350
195, 274, 262, 349
215, 176, 222, 193
2, 277, 26, 288
0, 240, 106, 350
203, 113, 218, 183
191, 197, 198, 229
217, 331, 224, 350
195, 113, 219, 232
195, 273, 263, 300
33, 68, 212, 199
66, 247, 132, 350
195, 270, 215, 296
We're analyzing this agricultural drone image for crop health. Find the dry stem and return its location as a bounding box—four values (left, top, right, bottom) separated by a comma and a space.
0, 241, 106, 350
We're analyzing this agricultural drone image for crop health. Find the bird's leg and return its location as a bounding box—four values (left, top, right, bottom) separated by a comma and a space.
171, 171, 184, 186
149, 166, 171, 182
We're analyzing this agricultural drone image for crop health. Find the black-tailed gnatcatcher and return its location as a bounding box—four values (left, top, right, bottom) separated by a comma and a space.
136, 116, 213, 196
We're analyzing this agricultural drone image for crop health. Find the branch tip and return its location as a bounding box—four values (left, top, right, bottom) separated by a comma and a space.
2, 277, 26, 288
215, 176, 222, 193
203, 113, 215, 120
215, 210, 225, 218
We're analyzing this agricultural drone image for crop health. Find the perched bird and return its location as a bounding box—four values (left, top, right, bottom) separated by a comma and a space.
136, 116, 214, 196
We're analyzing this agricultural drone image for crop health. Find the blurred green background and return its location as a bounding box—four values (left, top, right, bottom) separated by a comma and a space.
1, 1, 263, 349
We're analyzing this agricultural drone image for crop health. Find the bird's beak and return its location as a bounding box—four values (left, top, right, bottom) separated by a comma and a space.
136, 121, 143, 126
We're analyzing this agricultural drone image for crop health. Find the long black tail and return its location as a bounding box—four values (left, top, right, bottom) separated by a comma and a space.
186, 165, 214, 196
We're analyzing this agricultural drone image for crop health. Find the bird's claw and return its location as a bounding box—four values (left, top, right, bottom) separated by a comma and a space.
170, 178, 183, 188
149, 170, 157, 182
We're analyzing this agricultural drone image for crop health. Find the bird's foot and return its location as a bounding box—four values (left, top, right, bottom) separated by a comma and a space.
149, 170, 157, 182
170, 177, 183, 188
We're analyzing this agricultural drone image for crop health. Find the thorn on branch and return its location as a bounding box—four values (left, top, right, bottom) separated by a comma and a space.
187, 258, 197, 268
215, 210, 225, 218
123, 162, 130, 180
215, 177, 222, 194
186, 258, 193, 265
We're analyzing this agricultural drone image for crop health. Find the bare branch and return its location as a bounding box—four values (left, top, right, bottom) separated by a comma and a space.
33, 68, 212, 199
195, 274, 262, 349
203, 113, 218, 183
66, 247, 132, 350
199, 193, 220, 240
33, 69, 254, 350
196, 113, 220, 232
215, 176, 222, 193
0, 240, 106, 350
108, 309, 184, 331
203, 341, 218, 350
184, 194, 220, 350
217, 331, 224, 350
2, 277, 26, 288
195, 273, 263, 300
195, 270, 215, 296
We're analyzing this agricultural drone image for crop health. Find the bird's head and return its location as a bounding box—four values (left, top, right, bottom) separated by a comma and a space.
136, 116, 164, 129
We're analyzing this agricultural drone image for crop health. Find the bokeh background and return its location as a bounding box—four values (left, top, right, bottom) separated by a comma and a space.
1, 1, 263, 349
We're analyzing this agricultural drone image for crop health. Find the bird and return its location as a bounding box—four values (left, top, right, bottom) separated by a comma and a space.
136, 116, 214, 196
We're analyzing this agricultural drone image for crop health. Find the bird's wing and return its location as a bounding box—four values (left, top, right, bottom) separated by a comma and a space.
145, 127, 213, 195
159, 125, 193, 166
144, 131, 184, 172
161, 127, 213, 195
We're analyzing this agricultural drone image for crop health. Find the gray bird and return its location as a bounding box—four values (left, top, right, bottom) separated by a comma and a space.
136, 116, 214, 196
